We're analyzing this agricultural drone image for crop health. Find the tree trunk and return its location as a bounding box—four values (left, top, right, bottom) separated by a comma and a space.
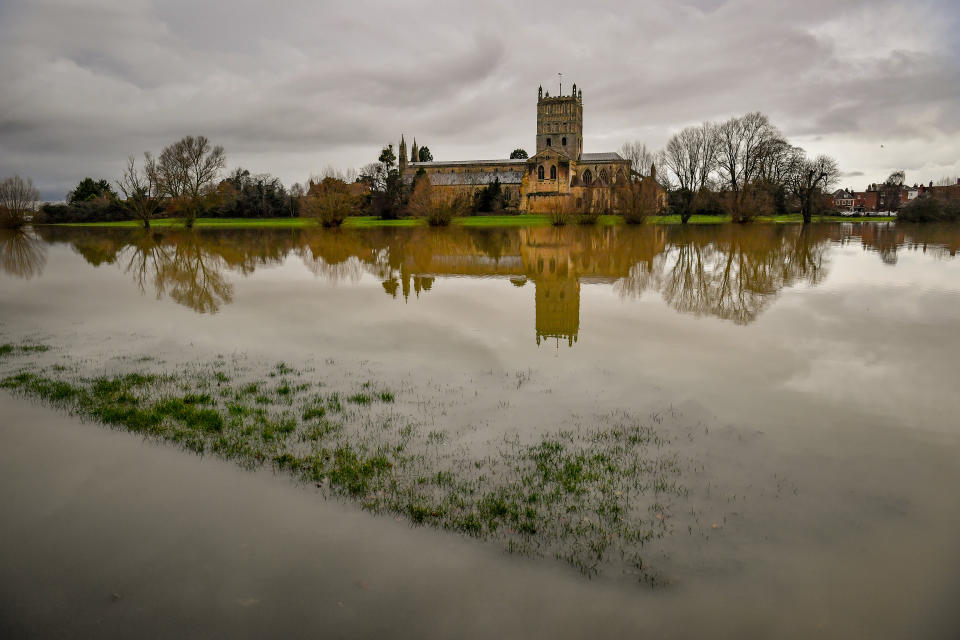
802, 191, 812, 224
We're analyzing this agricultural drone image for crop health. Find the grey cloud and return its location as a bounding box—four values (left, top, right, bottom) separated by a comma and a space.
1, 0, 959, 200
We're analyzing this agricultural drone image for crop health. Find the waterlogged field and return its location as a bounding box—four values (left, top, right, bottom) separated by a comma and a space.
0, 351, 691, 583
2, 223, 960, 638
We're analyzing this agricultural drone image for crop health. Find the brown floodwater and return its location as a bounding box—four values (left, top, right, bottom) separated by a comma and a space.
1, 222, 959, 638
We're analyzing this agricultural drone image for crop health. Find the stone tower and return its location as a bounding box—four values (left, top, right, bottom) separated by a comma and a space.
411, 138, 419, 164
399, 135, 407, 174
536, 83, 583, 159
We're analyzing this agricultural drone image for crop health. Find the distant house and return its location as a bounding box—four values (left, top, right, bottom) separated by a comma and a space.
831, 189, 855, 211
853, 186, 879, 213
926, 179, 960, 202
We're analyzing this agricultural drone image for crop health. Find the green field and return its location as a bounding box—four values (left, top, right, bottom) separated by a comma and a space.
48, 213, 897, 229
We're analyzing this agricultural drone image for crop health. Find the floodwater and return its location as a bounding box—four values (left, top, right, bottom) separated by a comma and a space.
1, 222, 959, 638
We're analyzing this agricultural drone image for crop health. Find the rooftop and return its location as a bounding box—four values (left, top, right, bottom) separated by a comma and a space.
580, 152, 625, 162
410, 158, 524, 167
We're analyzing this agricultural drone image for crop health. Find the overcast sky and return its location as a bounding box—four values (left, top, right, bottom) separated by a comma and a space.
1, 0, 959, 200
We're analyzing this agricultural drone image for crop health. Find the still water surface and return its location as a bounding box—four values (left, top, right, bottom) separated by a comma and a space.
1, 223, 959, 638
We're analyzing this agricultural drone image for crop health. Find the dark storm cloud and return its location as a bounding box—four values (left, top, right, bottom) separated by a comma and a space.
1, 0, 958, 200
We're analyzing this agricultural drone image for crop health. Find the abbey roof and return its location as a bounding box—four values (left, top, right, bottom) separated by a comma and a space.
580, 152, 626, 162
410, 159, 523, 167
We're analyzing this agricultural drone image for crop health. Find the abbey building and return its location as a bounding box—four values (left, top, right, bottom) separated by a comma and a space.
399, 84, 635, 213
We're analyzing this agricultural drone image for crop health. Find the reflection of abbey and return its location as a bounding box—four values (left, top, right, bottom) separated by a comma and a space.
399, 85, 633, 213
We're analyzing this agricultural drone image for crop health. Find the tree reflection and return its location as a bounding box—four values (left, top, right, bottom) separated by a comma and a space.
0, 228, 47, 279
851, 222, 960, 264
26, 222, 959, 337
615, 225, 832, 324
119, 230, 233, 313
300, 223, 836, 335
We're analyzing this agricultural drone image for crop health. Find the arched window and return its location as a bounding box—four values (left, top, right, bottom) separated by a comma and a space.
537, 165, 544, 180
583, 169, 593, 184
562, 137, 567, 146
599, 169, 608, 183
550, 165, 557, 180
546, 137, 552, 147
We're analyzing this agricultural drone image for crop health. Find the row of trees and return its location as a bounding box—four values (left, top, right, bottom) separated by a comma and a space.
115, 135, 226, 228
35, 135, 230, 228
10, 110, 956, 231
38, 136, 310, 227
621, 112, 841, 224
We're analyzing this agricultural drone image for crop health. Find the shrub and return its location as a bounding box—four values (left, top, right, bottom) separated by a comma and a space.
617, 178, 659, 224
39, 198, 130, 224
301, 178, 357, 228
407, 177, 466, 226
725, 183, 775, 223
576, 210, 600, 225
898, 197, 960, 222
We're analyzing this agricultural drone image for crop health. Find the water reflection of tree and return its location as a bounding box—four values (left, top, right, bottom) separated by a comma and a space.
119, 230, 233, 313
300, 229, 368, 283
617, 225, 832, 324
0, 228, 47, 279
852, 222, 960, 264
30, 222, 958, 328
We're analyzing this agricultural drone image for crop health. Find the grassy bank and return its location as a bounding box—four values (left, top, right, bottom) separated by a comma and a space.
46, 213, 897, 229
0, 343, 694, 584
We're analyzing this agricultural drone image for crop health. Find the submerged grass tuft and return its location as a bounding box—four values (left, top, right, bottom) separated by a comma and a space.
0, 343, 51, 359
347, 392, 372, 405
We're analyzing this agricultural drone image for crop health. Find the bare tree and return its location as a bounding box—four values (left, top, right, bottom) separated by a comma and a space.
619, 141, 655, 176
0, 176, 40, 228
117, 154, 161, 228
756, 136, 803, 186
715, 112, 781, 222
152, 135, 226, 227
318, 165, 359, 183
662, 122, 720, 221
789, 154, 841, 223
